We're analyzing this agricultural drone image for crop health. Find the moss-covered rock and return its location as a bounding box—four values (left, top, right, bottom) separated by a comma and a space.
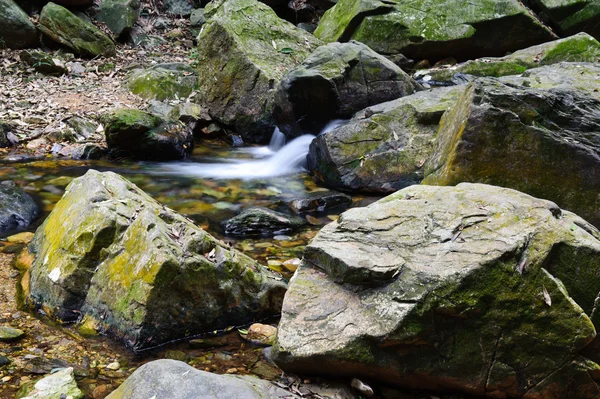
0, 0, 37, 49
315, 0, 556, 61
274, 40, 420, 138
102, 108, 193, 160
529, 0, 600, 38
195, 0, 322, 143
20, 50, 67, 75
26, 170, 286, 352
97, 0, 139, 39
127, 63, 196, 102
273, 183, 600, 397
308, 85, 463, 194
22, 367, 83, 399
415, 33, 600, 86
222, 207, 305, 237
38, 2, 115, 58
423, 76, 600, 227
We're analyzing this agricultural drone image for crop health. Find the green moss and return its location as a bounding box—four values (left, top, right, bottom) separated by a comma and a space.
127, 68, 196, 101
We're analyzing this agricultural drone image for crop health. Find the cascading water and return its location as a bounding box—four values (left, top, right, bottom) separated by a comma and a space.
160, 120, 346, 180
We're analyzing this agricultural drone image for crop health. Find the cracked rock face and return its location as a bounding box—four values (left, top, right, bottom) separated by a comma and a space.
273, 40, 419, 139
273, 183, 600, 398
26, 170, 286, 352
307, 85, 463, 194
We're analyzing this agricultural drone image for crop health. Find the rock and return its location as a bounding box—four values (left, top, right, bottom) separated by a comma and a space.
106, 359, 299, 399
0, 181, 39, 234
0, 356, 11, 366
66, 116, 98, 141
106, 361, 120, 370
308, 85, 463, 194
423, 77, 600, 227
314, 0, 556, 61
222, 207, 305, 237
351, 378, 374, 397
164, 0, 193, 16
127, 63, 196, 101
102, 108, 193, 160
189, 8, 205, 27
195, 0, 322, 143
0, 326, 24, 341
287, 191, 352, 213
20, 50, 67, 76
38, 2, 116, 58
0, 0, 38, 49
66, 61, 86, 75
71, 144, 105, 160
22, 367, 83, 399
22, 357, 85, 376
245, 323, 277, 346
0, 121, 12, 148
274, 40, 420, 138
529, 0, 600, 38
177, 102, 210, 124
97, 0, 140, 39
26, 170, 286, 352
273, 183, 600, 398
414, 33, 600, 86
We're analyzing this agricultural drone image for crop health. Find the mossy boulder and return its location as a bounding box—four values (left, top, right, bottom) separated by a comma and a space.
106, 360, 301, 399
0, 181, 39, 234
423, 76, 600, 227
128, 63, 196, 102
38, 2, 115, 58
273, 183, 600, 398
529, 0, 600, 38
500, 61, 600, 94
222, 207, 305, 237
102, 108, 193, 160
414, 33, 600, 86
314, 0, 556, 61
97, 0, 140, 39
20, 50, 67, 75
195, 0, 322, 143
26, 170, 286, 352
274, 40, 420, 138
308, 85, 463, 194
0, 0, 37, 49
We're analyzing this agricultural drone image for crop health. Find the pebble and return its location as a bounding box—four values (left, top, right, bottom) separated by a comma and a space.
351, 378, 374, 397
105, 361, 120, 370
0, 326, 25, 341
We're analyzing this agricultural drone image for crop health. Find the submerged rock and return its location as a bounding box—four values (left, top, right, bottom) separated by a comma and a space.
0, 0, 38, 49
102, 108, 193, 160
222, 207, 305, 237
26, 170, 286, 352
314, 0, 555, 61
22, 367, 83, 399
274, 40, 419, 138
0, 181, 39, 234
106, 359, 300, 399
308, 85, 463, 194
274, 183, 600, 398
414, 33, 600, 86
97, 0, 140, 39
195, 0, 322, 143
423, 76, 600, 227
127, 63, 196, 102
38, 2, 115, 58
287, 191, 352, 213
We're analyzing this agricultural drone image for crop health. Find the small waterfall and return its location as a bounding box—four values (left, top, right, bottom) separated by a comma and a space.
161, 121, 347, 180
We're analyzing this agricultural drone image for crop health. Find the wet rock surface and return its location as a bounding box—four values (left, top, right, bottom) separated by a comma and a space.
287, 191, 352, 214
223, 207, 306, 237
26, 170, 287, 352
0, 181, 39, 234
274, 183, 600, 398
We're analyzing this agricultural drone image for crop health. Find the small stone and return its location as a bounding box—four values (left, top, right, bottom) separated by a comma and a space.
2, 376, 11, 382
351, 378, 374, 397
163, 350, 189, 362
0, 356, 11, 366
246, 323, 277, 346
106, 361, 120, 370
0, 326, 25, 341
225, 368, 238, 374
282, 258, 301, 273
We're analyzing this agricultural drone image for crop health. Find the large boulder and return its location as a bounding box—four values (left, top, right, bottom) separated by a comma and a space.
0, 181, 39, 234
127, 63, 196, 102
273, 183, 600, 398
195, 0, 322, 143
529, 0, 600, 38
308, 85, 464, 194
102, 108, 193, 160
107, 359, 300, 399
414, 33, 600, 86
500, 61, 600, 94
97, 0, 140, 39
26, 170, 286, 352
314, 0, 556, 61
0, 0, 37, 49
423, 76, 600, 227
38, 2, 116, 58
274, 40, 420, 138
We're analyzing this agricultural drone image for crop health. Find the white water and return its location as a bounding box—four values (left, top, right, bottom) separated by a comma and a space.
161, 120, 346, 180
